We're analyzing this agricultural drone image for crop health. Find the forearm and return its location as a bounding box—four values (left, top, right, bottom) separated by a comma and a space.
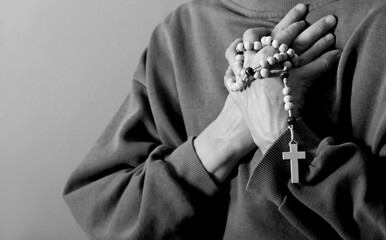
64, 137, 227, 240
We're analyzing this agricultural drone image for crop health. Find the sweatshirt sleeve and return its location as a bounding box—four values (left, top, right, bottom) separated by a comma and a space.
248, 118, 386, 239
246, 6, 386, 239
63, 9, 228, 240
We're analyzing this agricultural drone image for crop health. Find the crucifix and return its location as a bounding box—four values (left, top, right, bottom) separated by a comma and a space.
282, 143, 305, 184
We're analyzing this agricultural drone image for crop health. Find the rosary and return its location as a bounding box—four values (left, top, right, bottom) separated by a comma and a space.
224, 36, 306, 184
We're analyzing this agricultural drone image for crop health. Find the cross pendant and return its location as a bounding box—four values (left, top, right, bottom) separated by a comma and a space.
282, 143, 306, 184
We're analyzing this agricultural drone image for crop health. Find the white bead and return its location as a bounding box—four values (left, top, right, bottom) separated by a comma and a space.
265, 36, 273, 46
272, 39, 279, 49
267, 56, 276, 65
236, 54, 244, 61
234, 81, 244, 91
260, 68, 269, 78
280, 53, 288, 61
259, 60, 269, 68
279, 44, 288, 53
234, 62, 243, 70
283, 61, 292, 70
282, 86, 291, 95
261, 36, 267, 45
286, 48, 295, 58
253, 71, 261, 79
284, 95, 293, 103
236, 42, 244, 52
284, 102, 294, 111
244, 41, 253, 51
274, 53, 282, 62
253, 41, 262, 51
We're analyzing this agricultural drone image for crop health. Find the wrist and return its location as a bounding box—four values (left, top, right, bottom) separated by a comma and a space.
194, 105, 255, 183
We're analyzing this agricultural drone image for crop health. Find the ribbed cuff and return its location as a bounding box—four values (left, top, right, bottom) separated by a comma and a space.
246, 118, 321, 206
166, 136, 221, 197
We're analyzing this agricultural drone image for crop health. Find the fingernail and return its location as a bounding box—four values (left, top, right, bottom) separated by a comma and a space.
325, 15, 336, 25
296, 3, 306, 11
325, 33, 335, 42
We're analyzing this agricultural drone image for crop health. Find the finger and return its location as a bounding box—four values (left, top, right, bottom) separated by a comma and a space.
225, 38, 242, 73
242, 28, 269, 44
225, 38, 242, 61
298, 33, 335, 67
274, 21, 306, 46
292, 15, 337, 54
272, 3, 308, 37
242, 28, 269, 67
299, 50, 341, 86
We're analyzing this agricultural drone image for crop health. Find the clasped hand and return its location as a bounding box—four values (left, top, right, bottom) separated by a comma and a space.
194, 4, 341, 183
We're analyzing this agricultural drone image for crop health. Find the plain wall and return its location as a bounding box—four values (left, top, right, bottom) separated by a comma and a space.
0, 0, 188, 239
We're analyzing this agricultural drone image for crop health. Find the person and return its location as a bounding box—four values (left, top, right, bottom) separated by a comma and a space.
63, 0, 386, 239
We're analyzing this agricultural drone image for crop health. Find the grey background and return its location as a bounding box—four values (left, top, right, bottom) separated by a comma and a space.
0, 0, 189, 239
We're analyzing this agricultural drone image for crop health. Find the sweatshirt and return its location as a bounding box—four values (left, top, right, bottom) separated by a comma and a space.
64, 0, 386, 239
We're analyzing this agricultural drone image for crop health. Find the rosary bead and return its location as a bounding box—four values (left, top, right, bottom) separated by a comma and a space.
284, 102, 294, 111
261, 36, 267, 45
280, 52, 288, 61
287, 116, 297, 126
236, 42, 244, 53
272, 39, 279, 49
284, 95, 293, 103
267, 56, 276, 65
235, 79, 244, 89
236, 54, 244, 61
253, 41, 262, 51
283, 86, 291, 95
245, 67, 254, 76
279, 44, 289, 53
260, 68, 269, 78
283, 61, 292, 70
274, 53, 282, 62
244, 41, 253, 51
253, 71, 261, 79
280, 71, 289, 79
286, 48, 295, 58
265, 36, 273, 46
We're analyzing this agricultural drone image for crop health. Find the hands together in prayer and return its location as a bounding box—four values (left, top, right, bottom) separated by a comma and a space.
194, 3, 341, 183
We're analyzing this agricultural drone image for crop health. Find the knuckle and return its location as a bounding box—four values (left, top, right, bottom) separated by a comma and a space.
291, 41, 303, 53
324, 33, 335, 44
242, 28, 255, 40
312, 23, 323, 36
322, 57, 330, 72
297, 56, 306, 67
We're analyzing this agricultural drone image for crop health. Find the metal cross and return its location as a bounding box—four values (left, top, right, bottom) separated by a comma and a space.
282, 143, 305, 184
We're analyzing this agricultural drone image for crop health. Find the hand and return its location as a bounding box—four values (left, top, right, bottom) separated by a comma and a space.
225, 7, 341, 154
194, 4, 339, 183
